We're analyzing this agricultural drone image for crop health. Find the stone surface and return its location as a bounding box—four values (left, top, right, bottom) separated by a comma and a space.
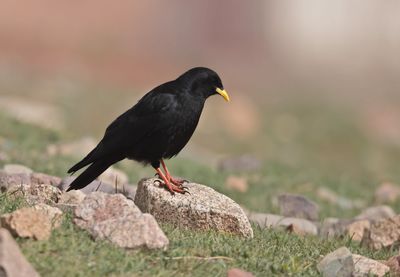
247, 211, 317, 235
59, 176, 136, 199
218, 155, 261, 172
32, 203, 63, 228
134, 178, 253, 238
277, 217, 318, 235
98, 167, 129, 186
355, 205, 396, 222
319, 218, 354, 239
0, 228, 39, 277
227, 268, 254, 277
74, 192, 168, 249
3, 164, 33, 175
352, 254, 390, 277
30, 172, 62, 187
362, 215, 400, 250
1, 204, 62, 240
0, 171, 31, 192
247, 212, 283, 228
374, 182, 400, 204
8, 183, 62, 205
277, 194, 319, 221
345, 220, 370, 242
58, 190, 86, 207
285, 223, 309, 236
384, 255, 400, 276
317, 247, 354, 277
225, 176, 248, 192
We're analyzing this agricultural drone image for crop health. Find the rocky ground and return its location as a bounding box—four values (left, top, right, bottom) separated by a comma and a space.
1, 162, 400, 276
2, 101, 400, 276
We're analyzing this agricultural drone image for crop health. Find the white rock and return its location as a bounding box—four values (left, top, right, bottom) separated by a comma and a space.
355, 205, 396, 222
247, 213, 283, 228
74, 192, 168, 249
134, 178, 253, 238
352, 254, 390, 277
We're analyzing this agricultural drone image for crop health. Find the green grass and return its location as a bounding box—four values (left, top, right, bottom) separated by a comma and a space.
18, 217, 397, 277
0, 101, 400, 276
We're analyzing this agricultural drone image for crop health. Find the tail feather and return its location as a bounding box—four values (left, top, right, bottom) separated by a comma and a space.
67, 147, 99, 174
66, 157, 122, 191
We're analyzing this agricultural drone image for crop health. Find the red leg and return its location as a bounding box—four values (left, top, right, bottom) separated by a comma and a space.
155, 168, 186, 194
160, 159, 186, 187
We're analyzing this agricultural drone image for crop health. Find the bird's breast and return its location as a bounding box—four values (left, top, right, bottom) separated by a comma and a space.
163, 99, 203, 158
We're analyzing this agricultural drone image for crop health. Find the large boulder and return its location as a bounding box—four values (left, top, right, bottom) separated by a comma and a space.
134, 178, 253, 238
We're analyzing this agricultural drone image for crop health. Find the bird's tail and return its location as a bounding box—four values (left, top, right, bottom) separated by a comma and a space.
66, 157, 122, 191
67, 146, 99, 174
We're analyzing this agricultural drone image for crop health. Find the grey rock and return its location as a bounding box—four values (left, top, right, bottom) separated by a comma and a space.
319, 218, 355, 238
0, 172, 31, 192
98, 167, 129, 187
352, 254, 389, 277
1, 204, 62, 240
355, 205, 396, 222
247, 211, 317, 235
247, 212, 283, 228
8, 183, 61, 205
57, 190, 86, 212
218, 155, 262, 172
134, 178, 253, 238
74, 192, 168, 249
30, 172, 62, 187
317, 247, 354, 277
362, 215, 400, 250
59, 176, 107, 193
0, 228, 39, 277
59, 176, 136, 199
3, 164, 33, 175
277, 217, 318, 235
277, 194, 319, 221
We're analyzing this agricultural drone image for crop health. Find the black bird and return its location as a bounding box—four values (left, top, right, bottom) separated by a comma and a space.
67, 67, 230, 194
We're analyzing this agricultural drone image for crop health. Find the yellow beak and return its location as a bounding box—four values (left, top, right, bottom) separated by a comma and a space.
216, 88, 230, 102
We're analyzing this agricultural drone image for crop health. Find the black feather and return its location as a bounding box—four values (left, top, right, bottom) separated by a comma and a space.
67, 155, 123, 191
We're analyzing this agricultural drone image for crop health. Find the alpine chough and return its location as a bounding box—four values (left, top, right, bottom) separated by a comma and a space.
67, 67, 230, 194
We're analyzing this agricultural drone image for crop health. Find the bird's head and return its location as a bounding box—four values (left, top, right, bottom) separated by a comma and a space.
178, 67, 230, 102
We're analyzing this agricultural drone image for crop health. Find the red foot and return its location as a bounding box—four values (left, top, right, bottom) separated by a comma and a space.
155, 168, 188, 195
169, 176, 187, 188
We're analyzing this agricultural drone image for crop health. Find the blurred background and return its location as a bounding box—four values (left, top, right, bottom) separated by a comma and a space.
1, 0, 400, 215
